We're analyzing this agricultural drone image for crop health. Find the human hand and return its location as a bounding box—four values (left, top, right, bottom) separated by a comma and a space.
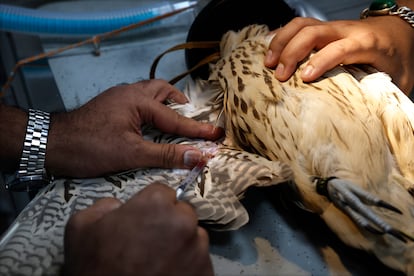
63, 182, 214, 276
264, 16, 414, 95
46, 79, 223, 177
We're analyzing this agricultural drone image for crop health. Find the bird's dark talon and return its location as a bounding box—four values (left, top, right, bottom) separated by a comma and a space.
377, 200, 402, 214
365, 224, 385, 235
388, 229, 408, 243
366, 226, 411, 243
314, 176, 410, 243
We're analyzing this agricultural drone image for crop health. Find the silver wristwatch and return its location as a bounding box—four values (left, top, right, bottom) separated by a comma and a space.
6, 109, 52, 192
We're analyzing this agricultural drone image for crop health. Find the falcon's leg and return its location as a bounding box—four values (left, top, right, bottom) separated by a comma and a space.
314, 177, 414, 243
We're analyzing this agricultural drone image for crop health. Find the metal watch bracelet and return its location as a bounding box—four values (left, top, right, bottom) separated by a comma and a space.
393, 6, 414, 28
9, 109, 51, 191
361, 1, 414, 28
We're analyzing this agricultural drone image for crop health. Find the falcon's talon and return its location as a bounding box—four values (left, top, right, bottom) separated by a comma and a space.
365, 225, 385, 235
388, 230, 410, 243
377, 200, 403, 214
344, 201, 409, 243
315, 177, 409, 242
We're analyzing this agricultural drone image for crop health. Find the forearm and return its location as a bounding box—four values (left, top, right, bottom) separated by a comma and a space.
399, 0, 414, 9
396, 0, 414, 32
396, 0, 414, 92
363, 0, 414, 93
0, 104, 27, 171
398, 0, 414, 43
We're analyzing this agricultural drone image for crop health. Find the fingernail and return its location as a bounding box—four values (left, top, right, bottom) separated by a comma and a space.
265, 50, 273, 63
301, 65, 314, 79
275, 63, 285, 78
183, 150, 202, 168
264, 32, 276, 46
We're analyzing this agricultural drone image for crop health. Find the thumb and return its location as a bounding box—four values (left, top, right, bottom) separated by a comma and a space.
136, 141, 203, 169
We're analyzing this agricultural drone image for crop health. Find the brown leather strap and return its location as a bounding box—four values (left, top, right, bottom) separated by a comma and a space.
169, 51, 221, 84
149, 41, 220, 84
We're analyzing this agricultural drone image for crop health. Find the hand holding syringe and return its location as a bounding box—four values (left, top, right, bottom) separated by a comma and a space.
176, 147, 216, 200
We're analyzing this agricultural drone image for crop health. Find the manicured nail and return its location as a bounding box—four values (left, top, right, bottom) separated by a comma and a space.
301, 65, 314, 79
275, 63, 285, 78
183, 150, 202, 168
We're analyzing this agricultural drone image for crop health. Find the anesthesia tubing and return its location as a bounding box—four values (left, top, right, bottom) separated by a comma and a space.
0, 1, 196, 36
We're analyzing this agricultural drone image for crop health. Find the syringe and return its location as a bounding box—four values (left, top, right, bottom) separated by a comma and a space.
176, 154, 209, 200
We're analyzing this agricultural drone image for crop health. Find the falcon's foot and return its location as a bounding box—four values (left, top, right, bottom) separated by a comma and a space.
314, 177, 414, 243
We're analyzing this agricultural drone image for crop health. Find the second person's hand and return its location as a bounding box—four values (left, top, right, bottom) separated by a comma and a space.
63, 182, 214, 276
265, 15, 414, 95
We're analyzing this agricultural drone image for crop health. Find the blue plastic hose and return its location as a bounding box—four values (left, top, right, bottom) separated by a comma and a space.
0, 2, 195, 36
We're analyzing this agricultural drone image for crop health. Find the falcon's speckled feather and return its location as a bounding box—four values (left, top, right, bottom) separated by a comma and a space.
206, 24, 414, 273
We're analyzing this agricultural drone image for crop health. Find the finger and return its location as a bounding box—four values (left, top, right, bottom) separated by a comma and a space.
134, 140, 204, 169
132, 79, 189, 104
64, 198, 120, 250
153, 81, 189, 104
137, 181, 177, 202
118, 182, 179, 217
183, 227, 213, 276
274, 24, 342, 81
146, 101, 224, 140
196, 226, 210, 250
137, 182, 197, 218
265, 17, 322, 68
142, 186, 202, 258
301, 37, 378, 82
66, 197, 122, 231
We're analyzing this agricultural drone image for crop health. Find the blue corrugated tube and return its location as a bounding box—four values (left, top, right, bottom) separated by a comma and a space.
0, 1, 196, 36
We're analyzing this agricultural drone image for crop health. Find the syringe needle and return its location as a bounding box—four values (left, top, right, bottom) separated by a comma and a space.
176, 156, 208, 200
